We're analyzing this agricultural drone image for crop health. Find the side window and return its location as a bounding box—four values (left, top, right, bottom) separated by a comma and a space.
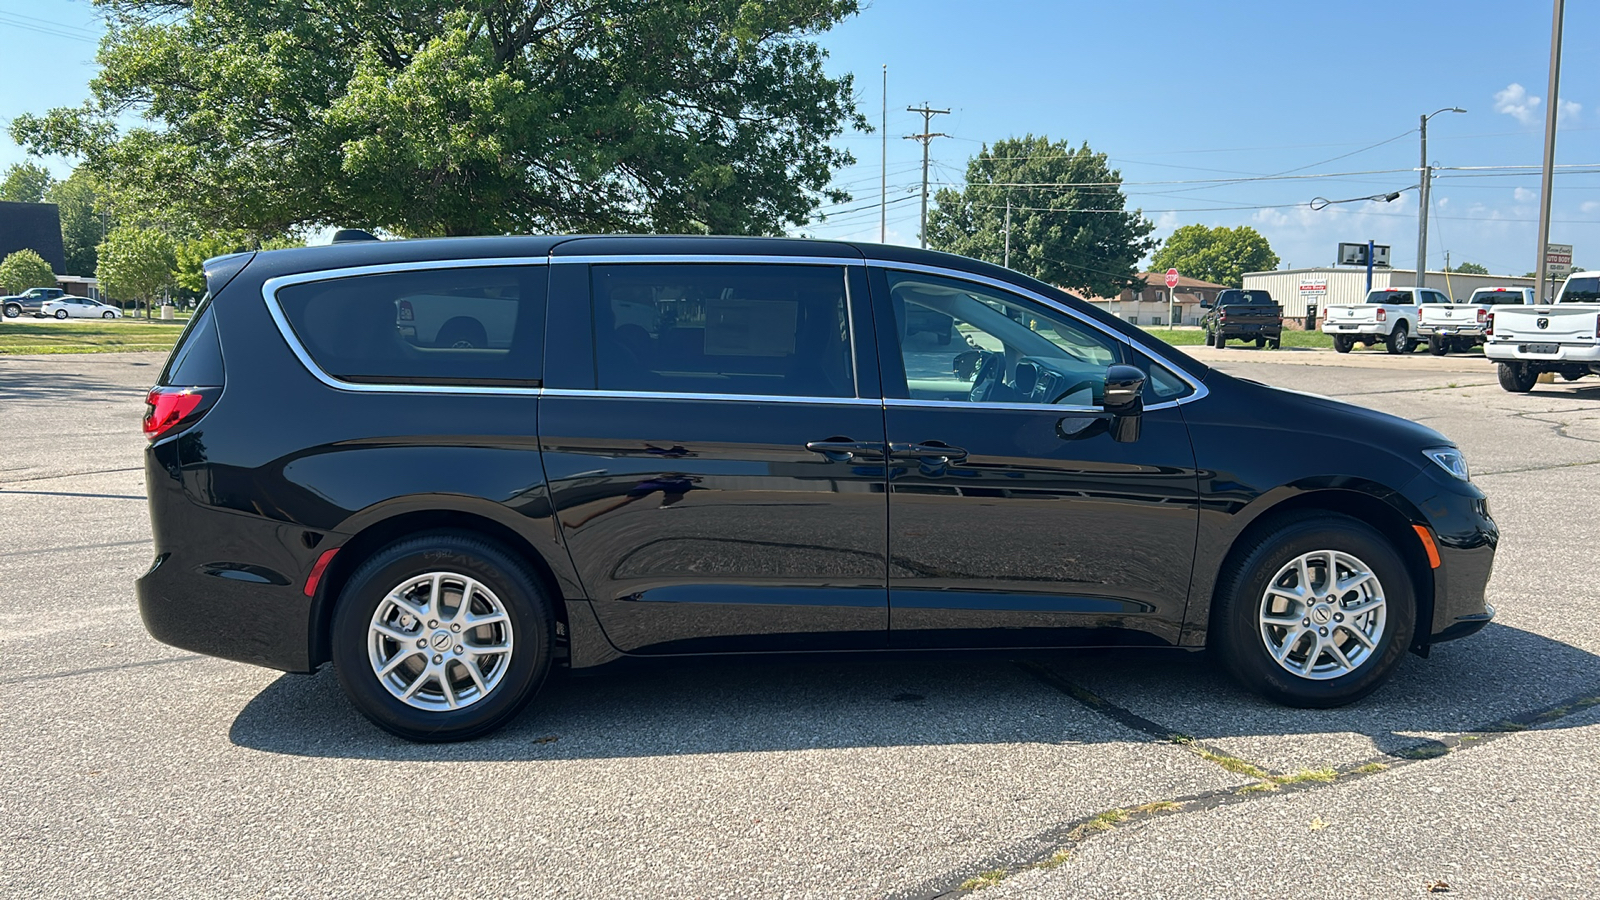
882, 269, 1125, 407
161, 294, 224, 387
591, 263, 855, 398
275, 266, 545, 385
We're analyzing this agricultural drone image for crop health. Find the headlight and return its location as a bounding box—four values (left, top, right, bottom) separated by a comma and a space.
1424, 447, 1470, 481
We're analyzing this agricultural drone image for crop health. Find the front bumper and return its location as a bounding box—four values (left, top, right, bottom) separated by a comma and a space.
1407, 472, 1498, 647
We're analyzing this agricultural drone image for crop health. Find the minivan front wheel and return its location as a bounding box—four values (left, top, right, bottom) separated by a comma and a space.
331, 532, 553, 741
1212, 513, 1415, 708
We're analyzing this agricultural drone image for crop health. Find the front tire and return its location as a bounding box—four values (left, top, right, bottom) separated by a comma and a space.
102, 311, 115, 319
54, 309, 68, 320
1498, 362, 1538, 393
1211, 512, 1415, 708
2, 303, 18, 318
331, 531, 554, 742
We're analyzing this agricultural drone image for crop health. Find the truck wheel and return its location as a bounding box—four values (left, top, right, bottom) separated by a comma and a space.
1268, 338, 1281, 350
1428, 337, 1449, 356
1211, 512, 1415, 708
1497, 363, 1538, 393
1212, 331, 1226, 348
1333, 336, 1353, 354
1255, 337, 1266, 349
1385, 323, 1409, 355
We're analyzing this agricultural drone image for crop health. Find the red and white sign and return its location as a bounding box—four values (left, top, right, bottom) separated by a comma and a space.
1298, 276, 1328, 296
1164, 268, 1179, 289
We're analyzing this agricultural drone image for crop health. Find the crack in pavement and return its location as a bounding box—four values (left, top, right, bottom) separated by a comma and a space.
0, 654, 204, 687
0, 466, 144, 487
902, 664, 1600, 899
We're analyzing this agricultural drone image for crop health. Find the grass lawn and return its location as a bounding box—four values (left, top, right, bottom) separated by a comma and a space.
0, 317, 189, 355
1142, 327, 1333, 350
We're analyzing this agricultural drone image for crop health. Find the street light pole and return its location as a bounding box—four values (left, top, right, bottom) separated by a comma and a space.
1415, 107, 1464, 290
1535, 0, 1565, 300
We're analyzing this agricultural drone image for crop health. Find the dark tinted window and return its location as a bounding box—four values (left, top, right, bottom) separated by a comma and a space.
275, 266, 545, 385
591, 264, 855, 398
1366, 290, 1413, 304
1217, 289, 1272, 305
1560, 276, 1600, 303
160, 295, 225, 386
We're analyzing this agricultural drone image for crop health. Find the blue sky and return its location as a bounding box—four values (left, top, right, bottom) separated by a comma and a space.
2, 0, 1595, 276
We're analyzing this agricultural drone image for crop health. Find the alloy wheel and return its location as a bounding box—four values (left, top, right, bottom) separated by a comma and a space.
366, 571, 515, 711
1258, 549, 1387, 680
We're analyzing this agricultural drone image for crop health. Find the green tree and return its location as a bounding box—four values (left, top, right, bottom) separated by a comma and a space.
45, 169, 108, 275
13, 1, 866, 238
1444, 261, 1489, 275
98, 226, 176, 316
1149, 224, 1280, 288
0, 162, 54, 203
926, 136, 1155, 298
0, 249, 58, 293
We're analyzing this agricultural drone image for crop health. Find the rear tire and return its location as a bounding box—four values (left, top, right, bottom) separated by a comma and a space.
1498, 362, 1538, 393
331, 531, 554, 742
1428, 336, 1449, 355
1385, 323, 1408, 354
1211, 512, 1415, 708
2, 303, 18, 318
1255, 336, 1266, 349
1333, 336, 1354, 354
1268, 338, 1281, 350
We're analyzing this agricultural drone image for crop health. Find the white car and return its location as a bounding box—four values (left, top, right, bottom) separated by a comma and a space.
41, 297, 122, 319
1485, 271, 1600, 392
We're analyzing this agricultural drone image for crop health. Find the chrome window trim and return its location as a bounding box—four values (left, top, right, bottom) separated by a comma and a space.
541, 388, 881, 406
865, 258, 1209, 410
885, 397, 1103, 414
554, 254, 864, 267
261, 257, 549, 396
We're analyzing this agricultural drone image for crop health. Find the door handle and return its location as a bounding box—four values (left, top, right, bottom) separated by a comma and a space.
889, 441, 969, 463
804, 438, 884, 462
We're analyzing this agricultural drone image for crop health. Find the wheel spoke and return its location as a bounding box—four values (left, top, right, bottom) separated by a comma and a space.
1299, 636, 1323, 673
463, 659, 490, 696
1335, 571, 1375, 596
1273, 627, 1306, 662
451, 578, 481, 624
427, 573, 443, 617
388, 591, 429, 622
1296, 557, 1313, 593
469, 639, 512, 657
377, 649, 419, 678
463, 610, 509, 631
400, 667, 430, 700
1261, 611, 1301, 627
1342, 625, 1377, 650
438, 665, 459, 709
1342, 596, 1385, 618
372, 622, 415, 644
1321, 551, 1339, 594
1327, 640, 1355, 671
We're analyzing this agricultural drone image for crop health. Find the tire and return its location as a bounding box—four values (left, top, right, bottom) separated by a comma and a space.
1255, 337, 1266, 349
1385, 323, 1408, 355
1268, 339, 1281, 350
1428, 336, 1449, 355
54, 309, 68, 320
3, 304, 18, 318
103, 311, 115, 319
1333, 336, 1353, 354
1497, 362, 1538, 393
1210, 512, 1415, 708
331, 531, 554, 742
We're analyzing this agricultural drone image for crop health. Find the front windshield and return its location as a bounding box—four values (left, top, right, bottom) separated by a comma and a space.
1366, 291, 1412, 304
1558, 276, 1600, 303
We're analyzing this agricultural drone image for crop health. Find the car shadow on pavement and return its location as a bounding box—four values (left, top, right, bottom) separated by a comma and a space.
228, 622, 1600, 763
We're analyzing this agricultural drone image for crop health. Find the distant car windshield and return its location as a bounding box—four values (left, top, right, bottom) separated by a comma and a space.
1559, 276, 1599, 303
1366, 291, 1412, 304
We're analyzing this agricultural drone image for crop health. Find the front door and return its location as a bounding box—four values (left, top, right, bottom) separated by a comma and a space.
869, 266, 1200, 648
540, 259, 889, 654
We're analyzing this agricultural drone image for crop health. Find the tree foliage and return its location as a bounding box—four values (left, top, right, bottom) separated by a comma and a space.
13, 0, 866, 238
45, 169, 108, 275
98, 225, 176, 307
1149, 224, 1279, 288
0, 249, 58, 293
925, 136, 1155, 298
1444, 261, 1489, 275
0, 162, 54, 203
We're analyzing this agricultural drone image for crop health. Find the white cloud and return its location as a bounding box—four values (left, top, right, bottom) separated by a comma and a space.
1559, 99, 1582, 122
1582, 201, 1600, 215
1514, 187, 1535, 203
1495, 83, 1541, 124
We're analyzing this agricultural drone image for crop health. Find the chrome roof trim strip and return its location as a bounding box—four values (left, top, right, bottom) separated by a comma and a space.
551, 254, 863, 267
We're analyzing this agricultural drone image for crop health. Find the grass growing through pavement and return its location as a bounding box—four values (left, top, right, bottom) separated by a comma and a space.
0, 317, 189, 355
1142, 327, 1335, 350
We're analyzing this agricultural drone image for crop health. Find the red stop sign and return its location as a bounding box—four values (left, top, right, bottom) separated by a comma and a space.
1164, 268, 1179, 289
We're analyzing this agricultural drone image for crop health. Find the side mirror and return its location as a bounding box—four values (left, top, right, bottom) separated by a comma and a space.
1102, 364, 1146, 442
1200, 300, 1213, 309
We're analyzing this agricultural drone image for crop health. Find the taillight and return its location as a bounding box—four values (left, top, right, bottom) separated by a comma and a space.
1594, 313, 1599, 338
143, 386, 218, 441
1486, 312, 1495, 337
1376, 308, 1387, 322
1477, 308, 1488, 324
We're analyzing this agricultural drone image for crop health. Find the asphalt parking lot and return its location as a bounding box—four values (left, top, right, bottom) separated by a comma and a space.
2, 346, 1598, 899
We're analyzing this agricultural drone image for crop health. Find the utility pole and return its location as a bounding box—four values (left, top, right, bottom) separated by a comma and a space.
904, 104, 949, 250
1535, 0, 1565, 300
1415, 106, 1465, 290
880, 65, 887, 244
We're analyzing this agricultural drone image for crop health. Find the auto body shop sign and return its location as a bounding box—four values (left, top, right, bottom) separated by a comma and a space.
1299, 276, 1328, 297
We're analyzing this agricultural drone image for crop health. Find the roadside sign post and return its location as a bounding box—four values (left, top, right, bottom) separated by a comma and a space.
1366, 239, 1375, 293
1545, 243, 1573, 301
1165, 268, 1179, 327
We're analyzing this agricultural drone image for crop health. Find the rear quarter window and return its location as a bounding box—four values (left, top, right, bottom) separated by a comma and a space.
160, 295, 225, 387
273, 266, 547, 386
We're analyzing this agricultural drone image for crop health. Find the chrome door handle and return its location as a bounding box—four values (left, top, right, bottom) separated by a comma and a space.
805, 439, 884, 462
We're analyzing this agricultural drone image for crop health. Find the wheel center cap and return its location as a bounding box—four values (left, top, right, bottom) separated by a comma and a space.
1310, 605, 1334, 625
430, 631, 453, 651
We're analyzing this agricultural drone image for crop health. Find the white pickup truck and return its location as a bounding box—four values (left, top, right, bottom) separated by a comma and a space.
1420, 286, 1535, 356
1322, 286, 1451, 354
1485, 271, 1600, 392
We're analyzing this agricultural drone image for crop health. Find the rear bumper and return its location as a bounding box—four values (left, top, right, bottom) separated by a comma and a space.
1216, 323, 1282, 338
1485, 340, 1600, 363
1419, 323, 1485, 337
1321, 324, 1383, 335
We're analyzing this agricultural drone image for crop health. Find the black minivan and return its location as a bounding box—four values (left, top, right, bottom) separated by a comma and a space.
138, 236, 1497, 741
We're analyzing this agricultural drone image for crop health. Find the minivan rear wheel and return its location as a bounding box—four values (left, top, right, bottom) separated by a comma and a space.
331, 531, 553, 741
1211, 512, 1415, 708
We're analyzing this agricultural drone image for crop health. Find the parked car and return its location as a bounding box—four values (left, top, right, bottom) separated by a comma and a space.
1485, 271, 1600, 392
41, 296, 122, 319
1420, 287, 1534, 355
139, 236, 1497, 741
1322, 287, 1451, 354
1200, 289, 1282, 349
2, 286, 65, 318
